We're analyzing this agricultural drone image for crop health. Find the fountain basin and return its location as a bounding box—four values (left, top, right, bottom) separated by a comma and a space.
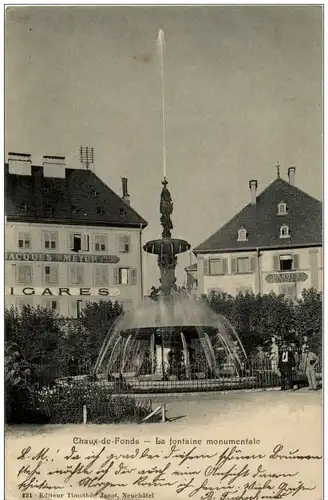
143, 238, 190, 255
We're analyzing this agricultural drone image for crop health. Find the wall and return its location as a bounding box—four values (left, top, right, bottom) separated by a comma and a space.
197, 246, 322, 299
5, 221, 144, 316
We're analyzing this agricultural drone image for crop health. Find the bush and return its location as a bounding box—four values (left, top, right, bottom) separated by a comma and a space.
35, 381, 151, 424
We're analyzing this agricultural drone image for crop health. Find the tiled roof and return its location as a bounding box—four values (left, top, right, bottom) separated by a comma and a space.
194, 177, 322, 253
4, 164, 148, 228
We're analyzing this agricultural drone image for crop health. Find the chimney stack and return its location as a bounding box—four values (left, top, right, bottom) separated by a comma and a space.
8, 152, 32, 175
121, 177, 130, 205
249, 180, 258, 205
43, 155, 66, 178
288, 166, 296, 186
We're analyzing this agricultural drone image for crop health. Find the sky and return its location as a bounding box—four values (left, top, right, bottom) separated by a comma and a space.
5, 6, 323, 292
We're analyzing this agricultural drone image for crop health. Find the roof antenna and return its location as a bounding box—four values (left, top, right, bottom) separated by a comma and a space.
80, 146, 95, 171
276, 161, 281, 179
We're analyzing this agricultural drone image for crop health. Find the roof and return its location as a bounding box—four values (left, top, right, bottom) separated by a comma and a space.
194, 177, 322, 254
4, 164, 148, 228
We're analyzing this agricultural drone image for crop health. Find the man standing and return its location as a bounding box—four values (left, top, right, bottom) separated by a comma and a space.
301, 346, 319, 391
278, 343, 296, 390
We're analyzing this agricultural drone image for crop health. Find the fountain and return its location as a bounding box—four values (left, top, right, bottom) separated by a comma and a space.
93, 30, 247, 391
94, 177, 247, 388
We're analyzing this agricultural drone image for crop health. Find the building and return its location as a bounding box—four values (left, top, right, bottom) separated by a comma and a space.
5, 152, 148, 316
192, 166, 322, 300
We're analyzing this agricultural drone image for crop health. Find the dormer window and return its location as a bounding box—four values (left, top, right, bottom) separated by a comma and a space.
280, 225, 290, 239
90, 189, 98, 198
119, 208, 126, 217
43, 185, 50, 194
277, 201, 287, 215
46, 204, 54, 216
237, 227, 248, 242
20, 203, 28, 212
97, 207, 105, 215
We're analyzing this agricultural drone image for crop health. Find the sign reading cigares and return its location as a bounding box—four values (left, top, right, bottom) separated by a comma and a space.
6, 287, 121, 297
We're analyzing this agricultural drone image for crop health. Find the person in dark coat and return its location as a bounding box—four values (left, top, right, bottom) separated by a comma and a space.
278, 343, 296, 390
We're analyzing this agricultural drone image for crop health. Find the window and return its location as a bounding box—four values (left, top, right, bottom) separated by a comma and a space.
117, 235, 130, 253
279, 285, 297, 301
43, 298, 58, 311
18, 232, 31, 249
46, 204, 54, 215
16, 298, 33, 310
94, 234, 107, 252
236, 287, 253, 296
16, 264, 32, 284
119, 208, 126, 217
277, 202, 287, 215
43, 231, 58, 250
119, 268, 129, 285
43, 265, 58, 285
70, 299, 84, 318
237, 228, 248, 242
237, 257, 250, 274
90, 190, 98, 198
97, 207, 105, 215
280, 225, 290, 239
273, 254, 299, 271
94, 265, 109, 286
69, 233, 89, 252
43, 185, 50, 194
114, 267, 137, 285
279, 254, 293, 271
209, 259, 228, 275
69, 265, 84, 285
20, 203, 28, 212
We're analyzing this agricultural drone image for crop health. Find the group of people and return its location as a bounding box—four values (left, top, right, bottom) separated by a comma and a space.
269, 337, 320, 391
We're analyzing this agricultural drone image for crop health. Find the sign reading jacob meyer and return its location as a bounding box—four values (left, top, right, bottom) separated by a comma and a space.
5, 252, 120, 264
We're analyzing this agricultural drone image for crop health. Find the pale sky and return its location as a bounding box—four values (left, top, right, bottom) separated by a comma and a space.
5, 6, 323, 291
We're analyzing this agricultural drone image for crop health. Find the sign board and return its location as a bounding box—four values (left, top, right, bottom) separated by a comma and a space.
5, 252, 120, 264
265, 272, 308, 284
5, 287, 121, 297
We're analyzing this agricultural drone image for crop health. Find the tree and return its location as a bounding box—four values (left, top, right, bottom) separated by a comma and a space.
295, 288, 322, 354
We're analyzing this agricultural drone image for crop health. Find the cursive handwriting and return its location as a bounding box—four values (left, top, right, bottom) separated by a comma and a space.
14, 442, 321, 499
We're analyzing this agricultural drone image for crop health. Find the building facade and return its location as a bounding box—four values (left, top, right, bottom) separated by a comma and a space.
192, 167, 322, 300
5, 152, 148, 316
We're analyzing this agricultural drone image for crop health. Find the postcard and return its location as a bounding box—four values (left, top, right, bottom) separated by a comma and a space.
4, 5, 323, 500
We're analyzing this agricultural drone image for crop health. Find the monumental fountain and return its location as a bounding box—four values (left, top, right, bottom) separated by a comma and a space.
94, 177, 247, 389
93, 30, 247, 391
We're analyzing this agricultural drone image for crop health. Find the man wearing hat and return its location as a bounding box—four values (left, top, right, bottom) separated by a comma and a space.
278, 342, 296, 390
301, 346, 319, 391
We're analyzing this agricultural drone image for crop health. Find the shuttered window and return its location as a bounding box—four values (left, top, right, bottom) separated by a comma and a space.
203, 259, 209, 275
69, 233, 89, 252
231, 256, 255, 274
94, 234, 107, 252
113, 267, 137, 285
117, 235, 130, 253
18, 232, 31, 249
209, 258, 228, 275
43, 298, 58, 311
16, 264, 32, 284
44, 265, 58, 285
94, 265, 109, 286
43, 231, 58, 250
69, 265, 84, 285
70, 299, 84, 318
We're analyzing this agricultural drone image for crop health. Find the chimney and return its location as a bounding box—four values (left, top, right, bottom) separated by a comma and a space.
249, 180, 258, 205
288, 166, 296, 186
43, 155, 66, 178
121, 177, 130, 205
8, 152, 32, 175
